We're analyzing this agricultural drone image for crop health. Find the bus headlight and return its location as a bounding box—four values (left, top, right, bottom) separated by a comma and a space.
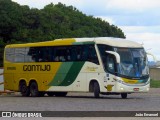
120, 87, 124, 91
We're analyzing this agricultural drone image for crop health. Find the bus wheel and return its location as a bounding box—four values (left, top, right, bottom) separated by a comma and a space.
121, 93, 127, 99
20, 82, 30, 97
94, 82, 100, 98
55, 92, 67, 97
47, 92, 55, 96
30, 82, 39, 97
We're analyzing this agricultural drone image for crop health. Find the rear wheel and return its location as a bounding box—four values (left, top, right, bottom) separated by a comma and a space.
121, 93, 127, 99
30, 82, 39, 97
94, 82, 100, 98
19, 81, 30, 97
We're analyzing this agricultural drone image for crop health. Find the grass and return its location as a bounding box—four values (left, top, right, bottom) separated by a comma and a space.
150, 79, 160, 88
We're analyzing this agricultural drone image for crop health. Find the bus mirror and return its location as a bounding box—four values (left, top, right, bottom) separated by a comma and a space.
146, 52, 157, 62
146, 52, 160, 67
105, 51, 120, 63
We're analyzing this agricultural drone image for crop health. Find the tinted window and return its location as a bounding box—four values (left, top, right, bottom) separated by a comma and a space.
5, 45, 99, 64
98, 44, 113, 57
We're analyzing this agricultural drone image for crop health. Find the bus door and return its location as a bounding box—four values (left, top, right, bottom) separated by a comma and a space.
105, 54, 117, 91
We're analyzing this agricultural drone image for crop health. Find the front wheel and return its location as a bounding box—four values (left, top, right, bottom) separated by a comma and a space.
94, 82, 100, 98
30, 82, 39, 97
121, 93, 127, 99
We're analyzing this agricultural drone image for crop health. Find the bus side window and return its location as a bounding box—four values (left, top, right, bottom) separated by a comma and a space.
50, 47, 55, 61
83, 45, 99, 64
5, 48, 15, 62
88, 45, 99, 64
66, 48, 71, 61
14, 48, 25, 62
81, 45, 88, 61
42, 47, 51, 62
60, 48, 66, 62
54, 47, 66, 62
25, 48, 31, 62
54, 47, 60, 62
26, 47, 38, 62
70, 47, 77, 61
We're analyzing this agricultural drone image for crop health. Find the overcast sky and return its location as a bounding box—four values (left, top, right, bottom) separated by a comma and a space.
12, 0, 160, 61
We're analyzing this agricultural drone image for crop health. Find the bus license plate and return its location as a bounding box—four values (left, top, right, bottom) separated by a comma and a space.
133, 88, 139, 91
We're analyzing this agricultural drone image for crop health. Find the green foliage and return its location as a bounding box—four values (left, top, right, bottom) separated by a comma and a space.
150, 79, 160, 88
0, 0, 126, 66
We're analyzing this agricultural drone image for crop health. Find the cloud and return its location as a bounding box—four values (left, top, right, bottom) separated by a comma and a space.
119, 26, 160, 60
128, 33, 160, 61
12, 0, 83, 9
120, 26, 160, 33
106, 0, 160, 11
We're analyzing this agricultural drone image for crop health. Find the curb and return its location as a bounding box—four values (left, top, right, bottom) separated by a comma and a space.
0, 90, 15, 95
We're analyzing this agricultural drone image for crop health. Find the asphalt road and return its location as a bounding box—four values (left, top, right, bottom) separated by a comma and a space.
0, 88, 160, 112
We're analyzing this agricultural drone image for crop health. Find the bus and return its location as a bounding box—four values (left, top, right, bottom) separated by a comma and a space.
4, 37, 150, 98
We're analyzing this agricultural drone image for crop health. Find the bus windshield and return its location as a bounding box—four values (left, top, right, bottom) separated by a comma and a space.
115, 48, 149, 78
99, 46, 149, 79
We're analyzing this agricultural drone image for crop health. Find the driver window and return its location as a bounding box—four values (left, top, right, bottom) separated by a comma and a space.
107, 55, 116, 73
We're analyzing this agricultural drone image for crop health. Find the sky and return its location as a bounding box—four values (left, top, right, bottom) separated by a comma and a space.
12, 0, 160, 61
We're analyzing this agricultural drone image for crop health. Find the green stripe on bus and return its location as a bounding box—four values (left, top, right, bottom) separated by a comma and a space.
72, 41, 95, 45
49, 62, 73, 86
137, 79, 148, 83
59, 62, 85, 86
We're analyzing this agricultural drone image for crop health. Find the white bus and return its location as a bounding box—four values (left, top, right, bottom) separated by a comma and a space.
4, 37, 150, 98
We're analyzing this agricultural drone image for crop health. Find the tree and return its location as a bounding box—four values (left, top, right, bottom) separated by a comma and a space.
0, 0, 126, 66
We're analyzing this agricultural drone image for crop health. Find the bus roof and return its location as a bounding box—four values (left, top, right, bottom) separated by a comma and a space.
75, 37, 143, 48
5, 37, 143, 48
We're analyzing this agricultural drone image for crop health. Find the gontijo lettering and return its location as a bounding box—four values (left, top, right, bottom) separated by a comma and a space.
23, 65, 51, 71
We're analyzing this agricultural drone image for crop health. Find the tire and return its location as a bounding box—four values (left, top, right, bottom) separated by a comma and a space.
121, 93, 127, 99
54, 92, 67, 97
30, 82, 39, 97
94, 82, 100, 98
19, 82, 30, 97
47, 92, 55, 96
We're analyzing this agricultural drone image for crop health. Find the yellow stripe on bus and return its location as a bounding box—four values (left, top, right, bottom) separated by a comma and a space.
40, 62, 62, 91
122, 78, 138, 84
6, 39, 76, 48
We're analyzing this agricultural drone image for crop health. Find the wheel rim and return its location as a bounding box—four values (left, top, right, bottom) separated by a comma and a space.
20, 82, 30, 96
31, 85, 36, 94
30, 82, 38, 96
21, 85, 27, 93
